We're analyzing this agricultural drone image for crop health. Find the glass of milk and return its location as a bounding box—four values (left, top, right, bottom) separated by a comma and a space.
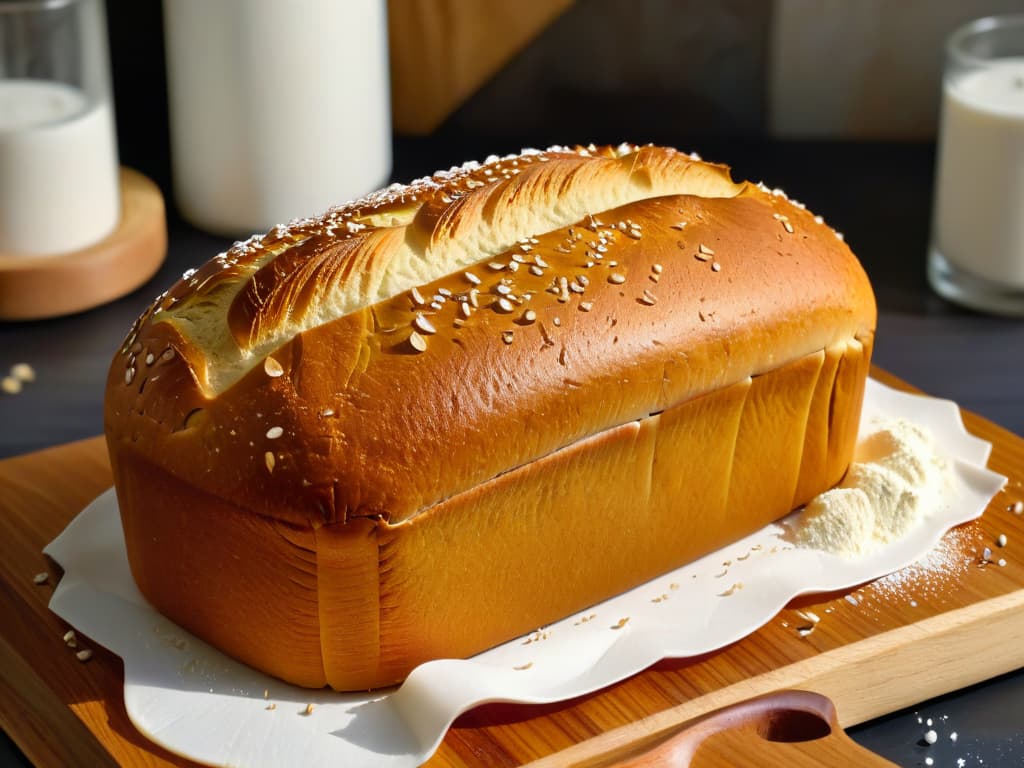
163, 0, 392, 236
0, 0, 120, 256
929, 15, 1024, 316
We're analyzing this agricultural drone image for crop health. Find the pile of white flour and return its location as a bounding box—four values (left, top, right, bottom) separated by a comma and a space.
791, 420, 948, 558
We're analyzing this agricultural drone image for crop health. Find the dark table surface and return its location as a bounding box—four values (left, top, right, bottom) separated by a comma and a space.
2, 139, 1023, 766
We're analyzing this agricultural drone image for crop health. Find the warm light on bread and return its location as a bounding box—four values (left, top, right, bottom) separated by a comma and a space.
105, 144, 876, 690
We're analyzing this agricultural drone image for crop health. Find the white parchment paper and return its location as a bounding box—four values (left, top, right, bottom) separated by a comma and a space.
44, 379, 1007, 767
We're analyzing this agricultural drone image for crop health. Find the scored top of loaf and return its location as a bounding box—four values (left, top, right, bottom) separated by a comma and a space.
125, 144, 742, 395
106, 144, 876, 528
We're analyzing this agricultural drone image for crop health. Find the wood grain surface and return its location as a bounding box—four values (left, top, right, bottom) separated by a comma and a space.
608, 691, 896, 767
0, 369, 1022, 767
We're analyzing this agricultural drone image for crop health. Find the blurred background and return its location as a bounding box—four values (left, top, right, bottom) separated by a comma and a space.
111, 0, 1024, 190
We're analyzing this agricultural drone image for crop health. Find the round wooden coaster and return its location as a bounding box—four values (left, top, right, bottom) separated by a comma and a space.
0, 168, 167, 321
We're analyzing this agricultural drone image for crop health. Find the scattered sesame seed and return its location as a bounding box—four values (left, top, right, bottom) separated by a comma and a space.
502, 330, 514, 344
264, 451, 276, 473
264, 357, 284, 377
412, 314, 437, 335
496, 298, 515, 313
569, 282, 585, 294
625, 228, 641, 240
522, 310, 537, 324
460, 302, 473, 318
924, 729, 937, 744
553, 317, 562, 327
321, 408, 335, 417
529, 265, 544, 276
652, 263, 663, 274
608, 273, 626, 285
718, 582, 743, 597
495, 283, 512, 296
488, 261, 505, 271
266, 427, 284, 440
670, 222, 687, 230
534, 256, 548, 269
950, 731, 958, 742
11, 363, 35, 382
579, 301, 593, 312
998, 534, 1008, 547
999, 558, 1008, 567
63, 630, 76, 645
124, 368, 134, 386
699, 243, 715, 256
408, 331, 428, 353
984, 546, 993, 561
513, 662, 533, 671
76, 649, 93, 662
639, 290, 657, 306
266, 703, 277, 711
33, 572, 48, 585
161, 348, 176, 362
611, 617, 630, 630
145, 353, 155, 366
711, 262, 722, 272
556, 280, 570, 304
438, 287, 453, 298
1014, 501, 1024, 514
410, 286, 426, 305
303, 703, 315, 715
1, 376, 21, 395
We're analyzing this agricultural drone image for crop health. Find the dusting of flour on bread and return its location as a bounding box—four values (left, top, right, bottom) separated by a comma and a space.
792, 420, 947, 557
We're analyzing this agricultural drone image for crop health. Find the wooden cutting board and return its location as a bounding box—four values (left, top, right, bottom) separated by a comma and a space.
1, 368, 1022, 767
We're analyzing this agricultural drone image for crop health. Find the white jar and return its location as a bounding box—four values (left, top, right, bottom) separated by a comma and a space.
163, 0, 392, 236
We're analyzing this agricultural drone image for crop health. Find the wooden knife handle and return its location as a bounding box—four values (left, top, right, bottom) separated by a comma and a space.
612, 690, 896, 767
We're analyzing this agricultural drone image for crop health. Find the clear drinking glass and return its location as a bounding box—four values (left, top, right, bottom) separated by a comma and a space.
0, 0, 119, 255
928, 15, 1024, 315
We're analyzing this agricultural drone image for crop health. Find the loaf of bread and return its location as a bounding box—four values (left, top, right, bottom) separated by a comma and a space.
105, 144, 876, 690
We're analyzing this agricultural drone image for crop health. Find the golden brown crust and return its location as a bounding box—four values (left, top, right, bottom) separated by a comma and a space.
104, 145, 877, 690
